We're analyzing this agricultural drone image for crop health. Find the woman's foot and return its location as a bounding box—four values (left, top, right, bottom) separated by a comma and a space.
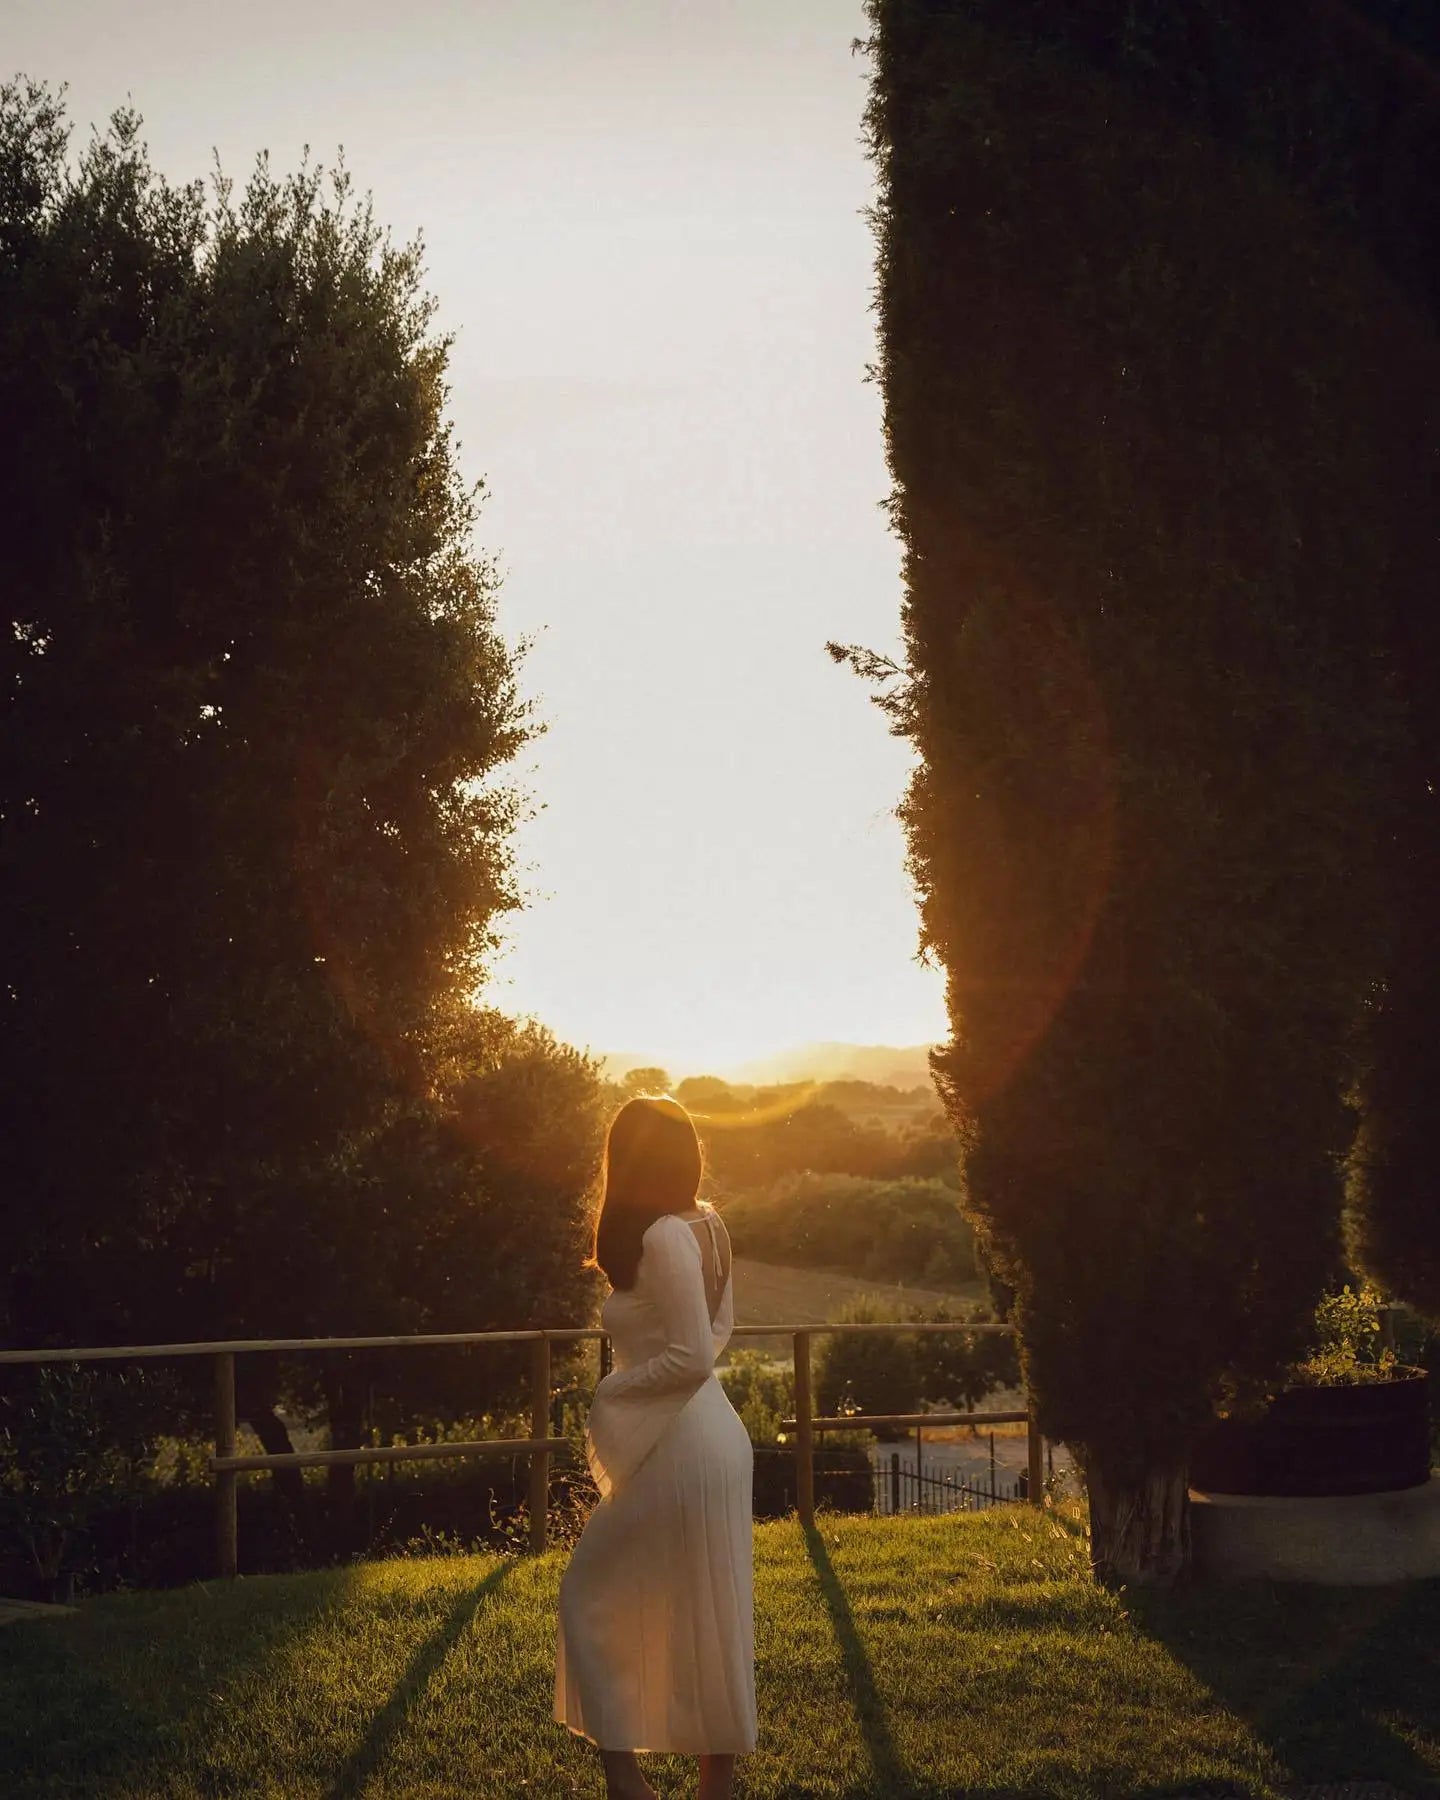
600, 1749, 659, 1800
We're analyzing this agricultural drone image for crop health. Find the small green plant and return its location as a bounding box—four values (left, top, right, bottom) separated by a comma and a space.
382, 1524, 495, 1561
544, 1475, 601, 1550
1291, 1283, 1400, 1387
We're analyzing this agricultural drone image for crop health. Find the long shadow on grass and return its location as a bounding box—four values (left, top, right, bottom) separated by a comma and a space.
0, 1620, 161, 1799
802, 1522, 911, 1795
0, 1571, 354, 1800
326, 1560, 514, 1800
1128, 1574, 1440, 1794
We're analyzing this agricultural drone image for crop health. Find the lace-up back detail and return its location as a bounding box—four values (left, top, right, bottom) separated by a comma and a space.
684, 1207, 732, 1323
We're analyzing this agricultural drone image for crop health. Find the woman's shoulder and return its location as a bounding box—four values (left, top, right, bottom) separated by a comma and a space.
640, 1208, 711, 1250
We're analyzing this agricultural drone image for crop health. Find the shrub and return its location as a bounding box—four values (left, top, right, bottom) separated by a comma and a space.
0, 1366, 174, 1597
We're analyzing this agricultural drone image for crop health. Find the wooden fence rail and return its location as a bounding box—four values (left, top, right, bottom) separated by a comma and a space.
0, 1317, 1037, 1576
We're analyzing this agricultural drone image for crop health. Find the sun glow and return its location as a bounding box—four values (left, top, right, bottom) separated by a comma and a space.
15, 0, 955, 1074
490, 772, 949, 1077
684, 1084, 823, 1130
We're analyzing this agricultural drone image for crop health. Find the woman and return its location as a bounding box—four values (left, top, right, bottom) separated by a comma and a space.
555, 1094, 756, 1800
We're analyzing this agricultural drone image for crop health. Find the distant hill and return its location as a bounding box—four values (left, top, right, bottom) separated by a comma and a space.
600, 1042, 939, 1094
724, 1042, 938, 1092
598, 1051, 672, 1082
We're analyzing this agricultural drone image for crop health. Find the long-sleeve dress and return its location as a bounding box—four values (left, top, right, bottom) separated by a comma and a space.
554, 1206, 756, 1755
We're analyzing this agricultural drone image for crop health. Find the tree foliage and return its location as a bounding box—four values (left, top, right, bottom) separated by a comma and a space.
1347, 981, 1440, 1321
911, 1305, 1020, 1411
814, 1295, 1016, 1418
0, 85, 603, 1427
815, 1297, 922, 1420
723, 1172, 976, 1287
0, 1365, 175, 1591
717, 1349, 795, 1446
649, 1075, 958, 1191
854, 3, 1439, 1579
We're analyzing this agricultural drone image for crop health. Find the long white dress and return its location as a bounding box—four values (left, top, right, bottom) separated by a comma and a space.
554, 1206, 756, 1755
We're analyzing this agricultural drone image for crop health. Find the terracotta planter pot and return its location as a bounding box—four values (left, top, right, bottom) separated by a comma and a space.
1191, 1367, 1431, 1497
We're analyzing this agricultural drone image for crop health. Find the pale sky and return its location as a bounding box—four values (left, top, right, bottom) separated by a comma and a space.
10, 0, 948, 1072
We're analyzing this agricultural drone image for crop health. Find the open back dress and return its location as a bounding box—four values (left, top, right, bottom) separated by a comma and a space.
554, 1205, 756, 1755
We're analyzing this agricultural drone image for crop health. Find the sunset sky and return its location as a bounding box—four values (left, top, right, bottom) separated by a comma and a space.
11, 0, 949, 1073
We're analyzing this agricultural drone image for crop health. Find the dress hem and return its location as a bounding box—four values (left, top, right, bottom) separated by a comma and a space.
555, 1717, 755, 1756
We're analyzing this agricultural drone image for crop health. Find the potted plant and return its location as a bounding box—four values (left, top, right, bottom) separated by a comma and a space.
1192, 1285, 1431, 1497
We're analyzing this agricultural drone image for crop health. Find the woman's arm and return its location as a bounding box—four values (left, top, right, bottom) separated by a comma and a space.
593, 1214, 713, 1402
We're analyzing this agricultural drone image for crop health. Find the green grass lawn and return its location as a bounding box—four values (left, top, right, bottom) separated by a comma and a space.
2, 1507, 1438, 1799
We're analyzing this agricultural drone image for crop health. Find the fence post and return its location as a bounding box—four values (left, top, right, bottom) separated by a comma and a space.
1026, 1387, 1044, 1507
215, 1351, 238, 1579
528, 1335, 551, 1553
890, 1451, 900, 1516
793, 1330, 814, 1527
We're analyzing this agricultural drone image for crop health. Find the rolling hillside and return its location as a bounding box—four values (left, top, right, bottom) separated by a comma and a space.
729, 1256, 985, 1358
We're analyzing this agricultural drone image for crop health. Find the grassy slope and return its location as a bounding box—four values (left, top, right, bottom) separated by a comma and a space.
731, 1259, 984, 1362
2, 1510, 1438, 1799
731, 1257, 984, 1324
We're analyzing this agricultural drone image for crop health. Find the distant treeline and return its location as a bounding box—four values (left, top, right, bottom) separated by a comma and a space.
607, 1070, 960, 1192
722, 1173, 978, 1290
600, 1071, 970, 1288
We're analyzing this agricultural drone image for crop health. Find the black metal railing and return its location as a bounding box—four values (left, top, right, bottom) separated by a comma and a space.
872, 1449, 1031, 1515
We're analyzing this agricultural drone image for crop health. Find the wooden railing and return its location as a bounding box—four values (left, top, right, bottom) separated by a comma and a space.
770, 1321, 1041, 1525
0, 1317, 1037, 1577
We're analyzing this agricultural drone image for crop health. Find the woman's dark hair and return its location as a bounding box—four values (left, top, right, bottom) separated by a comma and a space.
590, 1095, 703, 1289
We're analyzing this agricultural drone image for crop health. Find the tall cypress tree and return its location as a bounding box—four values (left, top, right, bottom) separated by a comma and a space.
850, 1, 1439, 1581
